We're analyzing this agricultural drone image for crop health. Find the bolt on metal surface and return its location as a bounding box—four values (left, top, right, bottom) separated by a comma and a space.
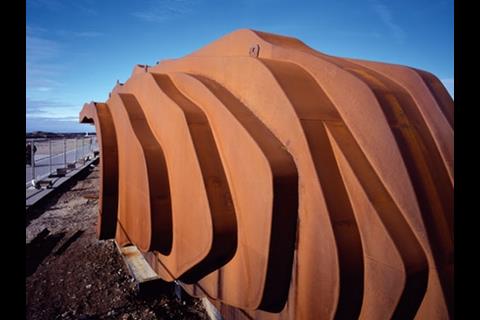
249, 44, 260, 57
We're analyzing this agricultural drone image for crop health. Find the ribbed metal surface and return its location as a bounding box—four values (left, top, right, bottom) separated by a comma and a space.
80, 29, 453, 320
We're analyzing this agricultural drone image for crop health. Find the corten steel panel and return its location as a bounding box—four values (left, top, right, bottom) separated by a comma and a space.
80, 29, 453, 320
79, 102, 118, 240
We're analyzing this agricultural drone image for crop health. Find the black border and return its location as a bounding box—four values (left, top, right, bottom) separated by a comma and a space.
4, 0, 27, 317
454, 0, 475, 318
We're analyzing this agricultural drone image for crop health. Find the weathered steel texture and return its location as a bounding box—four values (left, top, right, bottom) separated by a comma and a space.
79, 102, 118, 240
79, 29, 453, 319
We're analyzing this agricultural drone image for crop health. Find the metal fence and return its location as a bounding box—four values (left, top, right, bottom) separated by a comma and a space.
25, 136, 98, 188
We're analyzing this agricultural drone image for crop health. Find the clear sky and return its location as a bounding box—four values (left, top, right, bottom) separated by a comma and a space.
26, 0, 454, 132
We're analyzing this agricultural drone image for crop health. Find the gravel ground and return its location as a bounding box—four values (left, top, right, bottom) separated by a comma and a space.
26, 165, 209, 320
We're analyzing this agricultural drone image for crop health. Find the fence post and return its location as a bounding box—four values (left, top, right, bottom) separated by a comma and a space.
49, 139, 52, 176
75, 138, 78, 163
64, 138, 67, 167
31, 141, 35, 181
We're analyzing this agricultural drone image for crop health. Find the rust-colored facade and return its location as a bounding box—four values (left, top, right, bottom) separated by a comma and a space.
80, 29, 453, 319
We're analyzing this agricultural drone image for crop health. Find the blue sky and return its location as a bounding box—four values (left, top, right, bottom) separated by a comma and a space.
26, 0, 454, 132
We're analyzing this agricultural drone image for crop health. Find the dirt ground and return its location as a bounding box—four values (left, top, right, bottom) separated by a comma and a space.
26, 165, 209, 320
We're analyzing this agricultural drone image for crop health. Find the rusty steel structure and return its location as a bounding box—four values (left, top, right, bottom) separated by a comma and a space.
80, 29, 453, 319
